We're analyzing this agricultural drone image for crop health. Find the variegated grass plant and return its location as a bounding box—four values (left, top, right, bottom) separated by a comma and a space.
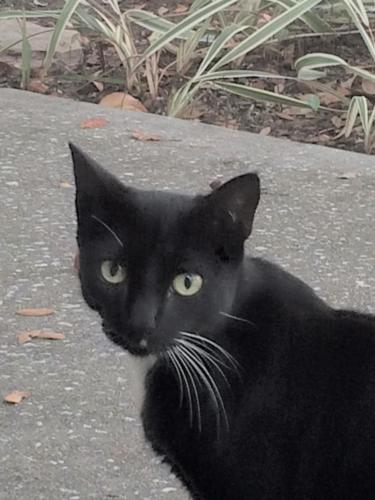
2, 0, 375, 150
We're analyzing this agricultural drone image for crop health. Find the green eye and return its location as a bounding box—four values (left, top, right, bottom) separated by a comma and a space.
101, 260, 126, 284
173, 273, 203, 296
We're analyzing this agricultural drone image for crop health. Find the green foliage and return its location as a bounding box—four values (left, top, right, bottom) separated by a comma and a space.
2, 0, 375, 152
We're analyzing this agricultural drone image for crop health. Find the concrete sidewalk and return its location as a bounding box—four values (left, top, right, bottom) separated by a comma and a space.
0, 88, 374, 500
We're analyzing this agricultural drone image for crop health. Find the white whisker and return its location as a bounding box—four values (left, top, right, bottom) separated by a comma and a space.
91, 214, 124, 248
177, 342, 229, 432
178, 338, 230, 387
220, 311, 256, 327
169, 349, 192, 423
180, 331, 241, 372
174, 346, 202, 433
167, 350, 184, 408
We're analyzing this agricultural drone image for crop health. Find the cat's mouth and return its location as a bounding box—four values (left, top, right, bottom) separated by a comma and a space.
102, 322, 154, 357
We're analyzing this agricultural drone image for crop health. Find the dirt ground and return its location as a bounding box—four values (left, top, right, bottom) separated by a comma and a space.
0, 0, 372, 154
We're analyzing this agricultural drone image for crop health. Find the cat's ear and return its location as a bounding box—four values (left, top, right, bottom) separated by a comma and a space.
207, 173, 260, 239
69, 142, 123, 199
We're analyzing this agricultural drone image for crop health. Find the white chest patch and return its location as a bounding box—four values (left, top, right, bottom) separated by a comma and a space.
126, 354, 157, 414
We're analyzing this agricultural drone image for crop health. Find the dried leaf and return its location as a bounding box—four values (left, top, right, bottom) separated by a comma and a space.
341, 76, 356, 90
0, 61, 19, 76
4, 390, 31, 404
362, 79, 375, 96
18, 330, 65, 344
318, 92, 342, 106
60, 181, 73, 188
174, 4, 188, 13
92, 81, 104, 92
158, 6, 169, 15
331, 116, 342, 128
27, 79, 49, 94
337, 172, 358, 179
276, 111, 294, 121
318, 133, 331, 143
80, 117, 109, 129
16, 308, 55, 317
74, 251, 80, 272
131, 130, 162, 141
282, 106, 313, 117
281, 44, 295, 66
259, 126, 271, 136
209, 179, 223, 191
17, 331, 33, 344
99, 92, 147, 113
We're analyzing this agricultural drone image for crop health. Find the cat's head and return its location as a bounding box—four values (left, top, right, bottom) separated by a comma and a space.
70, 143, 260, 357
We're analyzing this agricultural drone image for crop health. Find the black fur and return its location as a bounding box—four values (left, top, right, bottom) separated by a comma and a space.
70, 143, 375, 500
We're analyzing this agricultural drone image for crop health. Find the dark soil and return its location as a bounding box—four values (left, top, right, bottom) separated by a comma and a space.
1, 0, 373, 154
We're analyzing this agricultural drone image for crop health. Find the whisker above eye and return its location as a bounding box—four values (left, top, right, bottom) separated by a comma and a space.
91, 214, 124, 248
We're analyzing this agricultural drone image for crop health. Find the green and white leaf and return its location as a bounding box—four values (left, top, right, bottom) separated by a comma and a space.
195, 24, 247, 77
21, 18, 32, 88
139, 0, 238, 62
273, 0, 331, 33
127, 9, 178, 35
193, 69, 297, 82
44, 0, 83, 71
210, 0, 323, 71
341, 0, 375, 62
296, 53, 375, 82
212, 81, 319, 108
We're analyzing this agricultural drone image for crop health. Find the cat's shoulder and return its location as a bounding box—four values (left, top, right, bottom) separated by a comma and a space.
240, 255, 331, 318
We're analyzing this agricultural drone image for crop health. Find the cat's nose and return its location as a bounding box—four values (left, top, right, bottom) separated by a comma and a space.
127, 295, 158, 339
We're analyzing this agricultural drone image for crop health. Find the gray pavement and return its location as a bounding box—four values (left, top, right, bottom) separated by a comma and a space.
1, 88, 374, 500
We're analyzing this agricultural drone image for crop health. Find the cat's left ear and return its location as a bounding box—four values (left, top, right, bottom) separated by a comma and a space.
207, 173, 260, 239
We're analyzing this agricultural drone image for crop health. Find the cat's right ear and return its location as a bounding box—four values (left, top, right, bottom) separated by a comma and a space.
206, 173, 260, 240
70, 142, 121, 199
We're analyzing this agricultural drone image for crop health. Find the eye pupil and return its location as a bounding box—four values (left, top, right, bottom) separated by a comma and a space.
172, 273, 203, 296
184, 276, 192, 289
101, 260, 126, 284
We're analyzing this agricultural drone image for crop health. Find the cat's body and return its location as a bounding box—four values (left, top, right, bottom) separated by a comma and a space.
70, 143, 375, 500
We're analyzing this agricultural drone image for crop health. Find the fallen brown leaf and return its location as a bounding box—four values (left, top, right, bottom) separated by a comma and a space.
80, 117, 109, 129
337, 171, 358, 180
283, 106, 314, 117
16, 308, 55, 317
276, 111, 294, 121
27, 79, 48, 94
259, 126, 271, 136
18, 330, 65, 344
92, 81, 104, 92
74, 250, 80, 272
131, 130, 162, 141
318, 92, 343, 106
158, 6, 169, 15
4, 390, 31, 404
331, 116, 343, 128
60, 181, 73, 188
317, 133, 331, 143
341, 76, 356, 90
281, 44, 295, 66
99, 92, 147, 112
209, 179, 223, 191
174, 4, 188, 13
362, 79, 375, 96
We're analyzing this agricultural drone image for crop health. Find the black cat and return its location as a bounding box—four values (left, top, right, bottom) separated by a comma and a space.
70, 143, 375, 500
